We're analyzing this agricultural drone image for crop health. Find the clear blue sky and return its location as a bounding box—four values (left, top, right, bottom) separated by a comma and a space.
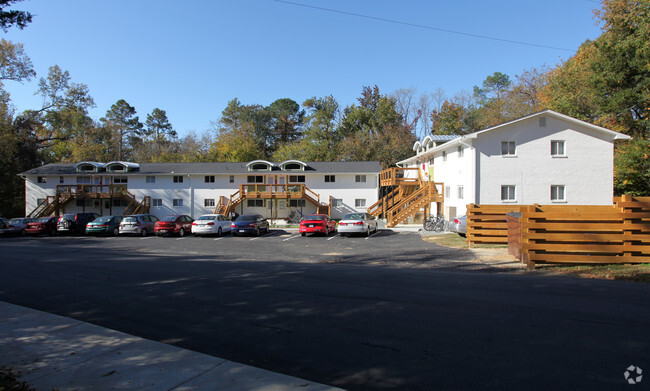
3, 0, 603, 137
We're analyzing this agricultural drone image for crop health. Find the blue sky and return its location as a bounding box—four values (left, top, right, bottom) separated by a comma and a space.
3, 0, 604, 137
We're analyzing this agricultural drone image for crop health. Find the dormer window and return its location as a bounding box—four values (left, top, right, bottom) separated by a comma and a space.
74, 161, 105, 173
79, 164, 95, 172
105, 161, 139, 173
246, 160, 275, 171
252, 163, 269, 170
279, 160, 307, 171
284, 163, 301, 171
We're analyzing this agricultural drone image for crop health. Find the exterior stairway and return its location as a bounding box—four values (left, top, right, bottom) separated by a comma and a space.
217, 184, 329, 218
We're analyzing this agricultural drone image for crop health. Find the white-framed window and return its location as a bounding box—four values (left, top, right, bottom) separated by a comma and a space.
76, 176, 91, 184
355, 175, 366, 183
551, 185, 566, 202
113, 176, 128, 184
247, 175, 264, 183
37, 176, 46, 183
289, 199, 306, 207
355, 199, 366, 208
247, 199, 264, 207
204, 198, 215, 207
501, 141, 516, 156
501, 185, 516, 202
173, 175, 183, 183
458, 146, 464, 158
457, 186, 464, 200
204, 175, 215, 183
551, 140, 565, 157
112, 199, 127, 207
59, 176, 64, 184
325, 175, 335, 183
332, 198, 342, 207
152, 199, 162, 207
173, 199, 183, 207
229, 175, 234, 183
289, 175, 305, 183
146, 176, 156, 183
445, 186, 450, 198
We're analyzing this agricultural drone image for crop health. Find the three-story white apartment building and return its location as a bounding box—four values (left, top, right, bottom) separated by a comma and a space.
397, 110, 631, 218
21, 160, 381, 220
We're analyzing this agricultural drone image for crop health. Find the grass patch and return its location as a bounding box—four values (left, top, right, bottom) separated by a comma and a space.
536, 263, 650, 283
423, 233, 507, 249
0, 367, 35, 391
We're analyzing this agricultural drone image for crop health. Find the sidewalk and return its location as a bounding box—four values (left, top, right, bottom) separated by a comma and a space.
0, 301, 342, 391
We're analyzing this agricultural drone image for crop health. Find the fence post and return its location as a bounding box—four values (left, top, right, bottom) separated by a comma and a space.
521, 204, 536, 270
467, 203, 475, 248
621, 194, 634, 262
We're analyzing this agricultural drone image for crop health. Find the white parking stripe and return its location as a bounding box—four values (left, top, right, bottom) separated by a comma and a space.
364, 232, 379, 240
213, 237, 224, 241
327, 234, 340, 241
283, 235, 300, 241
249, 237, 260, 241
176, 237, 186, 240
140, 236, 153, 240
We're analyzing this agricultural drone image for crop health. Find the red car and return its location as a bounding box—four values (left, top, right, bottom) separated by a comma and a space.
25, 217, 58, 236
299, 214, 337, 236
155, 215, 194, 237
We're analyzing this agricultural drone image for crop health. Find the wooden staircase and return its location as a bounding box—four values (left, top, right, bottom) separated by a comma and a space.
216, 184, 329, 217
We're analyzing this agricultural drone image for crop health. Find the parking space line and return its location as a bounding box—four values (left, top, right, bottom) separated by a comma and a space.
176, 237, 186, 240
365, 232, 379, 240
283, 235, 300, 241
140, 237, 153, 240
327, 234, 340, 241
213, 237, 224, 241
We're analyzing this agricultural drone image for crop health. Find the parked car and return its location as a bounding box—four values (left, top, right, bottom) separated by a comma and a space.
448, 215, 467, 237
25, 217, 58, 236
57, 213, 99, 235
192, 214, 232, 236
231, 214, 269, 237
338, 212, 378, 237
119, 214, 159, 236
155, 215, 194, 237
0, 217, 9, 235
299, 214, 337, 236
3, 217, 35, 236
86, 215, 123, 236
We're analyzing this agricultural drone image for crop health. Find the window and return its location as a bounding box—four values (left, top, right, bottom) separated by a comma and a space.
501, 141, 516, 156
442, 151, 447, 161
325, 175, 336, 183
458, 146, 464, 158
112, 199, 127, 207
113, 176, 128, 184
59, 176, 64, 184
76, 176, 91, 184
37, 176, 46, 183
204, 175, 215, 183
289, 199, 306, 207
551, 140, 565, 157
204, 198, 215, 207
251, 163, 269, 171
355, 199, 367, 208
247, 175, 263, 183
76, 199, 91, 207
551, 185, 566, 202
355, 175, 366, 183
501, 185, 516, 202
247, 199, 264, 207
229, 175, 234, 183
173, 199, 183, 207
152, 199, 162, 207
173, 176, 184, 183
332, 198, 342, 207
289, 175, 305, 183
445, 186, 450, 198
457, 186, 464, 200
284, 163, 302, 171
146, 176, 156, 183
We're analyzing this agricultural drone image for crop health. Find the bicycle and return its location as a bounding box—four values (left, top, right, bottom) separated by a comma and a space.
423, 214, 448, 232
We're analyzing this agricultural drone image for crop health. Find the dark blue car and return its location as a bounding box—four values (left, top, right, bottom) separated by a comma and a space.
231, 214, 269, 237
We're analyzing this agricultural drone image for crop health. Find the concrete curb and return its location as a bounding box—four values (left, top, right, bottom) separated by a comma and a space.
0, 301, 342, 391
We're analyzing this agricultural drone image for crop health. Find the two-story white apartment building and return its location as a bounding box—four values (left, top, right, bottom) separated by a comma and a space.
397, 110, 631, 218
20, 160, 381, 220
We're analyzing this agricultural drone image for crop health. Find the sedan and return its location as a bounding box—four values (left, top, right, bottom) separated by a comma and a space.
155, 215, 194, 237
448, 215, 467, 237
231, 214, 269, 237
25, 217, 58, 236
0, 217, 8, 235
3, 217, 35, 236
119, 214, 158, 236
86, 216, 123, 236
192, 214, 232, 236
299, 214, 336, 236
338, 212, 378, 237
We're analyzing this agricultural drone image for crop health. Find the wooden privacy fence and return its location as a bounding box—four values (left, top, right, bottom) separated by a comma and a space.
507, 195, 650, 269
466, 204, 524, 246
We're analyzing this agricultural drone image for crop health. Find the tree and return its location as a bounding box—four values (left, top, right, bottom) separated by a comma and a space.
614, 138, 650, 196
101, 99, 142, 161
268, 98, 304, 144
473, 72, 512, 128
430, 100, 467, 135
144, 108, 175, 141
0, 0, 32, 32
0, 39, 35, 86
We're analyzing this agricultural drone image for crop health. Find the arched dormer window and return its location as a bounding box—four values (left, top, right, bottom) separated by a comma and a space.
422, 136, 434, 150
279, 160, 308, 171
105, 161, 140, 173
246, 160, 275, 171
413, 141, 422, 153
74, 161, 105, 173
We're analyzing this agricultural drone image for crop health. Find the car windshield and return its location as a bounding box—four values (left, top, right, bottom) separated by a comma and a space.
61, 214, 75, 219
161, 216, 178, 222
36, 217, 51, 223
236, 215, 256, 222
304, 215, 325, 221
197, 215, 216, 221
8, 219, 22, 224
94, 216, 112, 223
123, 216, 138, 222
343, 213, 364, 220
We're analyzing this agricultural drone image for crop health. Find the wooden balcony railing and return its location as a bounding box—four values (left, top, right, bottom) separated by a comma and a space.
380, 167, 421, 187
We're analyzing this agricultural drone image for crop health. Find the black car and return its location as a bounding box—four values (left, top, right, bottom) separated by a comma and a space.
231, 214, 269, 237
57, 212, 100, 235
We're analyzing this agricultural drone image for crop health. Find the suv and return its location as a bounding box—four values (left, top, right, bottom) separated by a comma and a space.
57, 213, 99, 235
119, 214, 159, 236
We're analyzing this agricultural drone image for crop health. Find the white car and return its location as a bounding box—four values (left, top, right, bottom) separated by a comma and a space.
192, 214, 232, 236
337, 212, 378, 237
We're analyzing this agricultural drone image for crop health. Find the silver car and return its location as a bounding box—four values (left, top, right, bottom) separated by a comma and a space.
2, 217, 35, 236
192, 214, 232, 236
448, 215, 467, 237
119, 214, 159, 236
338, 212, 378, 237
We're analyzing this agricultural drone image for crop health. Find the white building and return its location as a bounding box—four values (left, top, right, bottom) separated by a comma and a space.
397, 110, 631, 218
21, 160, 381, 220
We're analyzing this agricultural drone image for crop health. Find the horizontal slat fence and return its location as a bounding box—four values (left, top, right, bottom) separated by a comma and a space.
511, 195, 650, 269
466, 204, 524, 246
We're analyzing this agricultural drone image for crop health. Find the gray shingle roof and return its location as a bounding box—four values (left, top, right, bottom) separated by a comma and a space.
20, 161, 382, 176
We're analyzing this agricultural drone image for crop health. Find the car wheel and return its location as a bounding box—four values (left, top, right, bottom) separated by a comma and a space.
112, 228, 119, 236
217, 227, 222, 237
255, 227, 260, 237
179, 228, 185, 237
233, 232, 238, 237
20, 229, 26, 236
366, 226, 371, 237
50, 228, 57, 236
141, 228, 147, 237
301, 232, 306, 237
